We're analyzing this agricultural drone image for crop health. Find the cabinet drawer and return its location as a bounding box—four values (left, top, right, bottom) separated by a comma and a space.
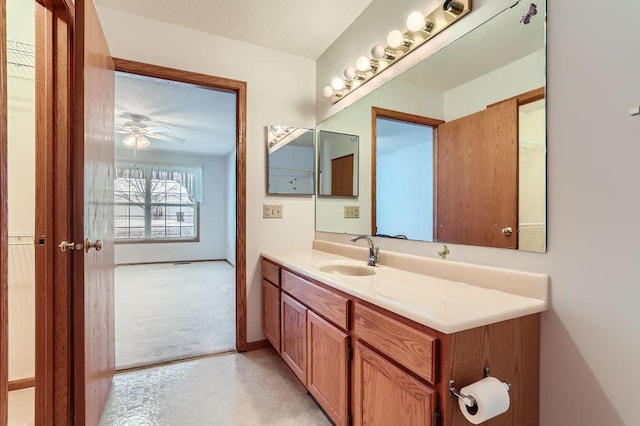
281, 270, 349, 330
262, 258, 280, 286
353, 303, 437, 384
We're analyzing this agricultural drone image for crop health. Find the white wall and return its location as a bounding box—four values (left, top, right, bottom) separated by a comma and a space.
97, 7, 317, 342
444, 49, 545, 121
518, 106, 546, 252
225, 150, 236, 265
7, 0, 35, 382
377, 138, 433, 241
316, 1, 640, 424
114, 149, 229, 264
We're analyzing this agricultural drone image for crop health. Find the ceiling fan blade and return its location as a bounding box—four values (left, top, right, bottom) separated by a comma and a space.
114, 130, 130, 134
147, 132, 186, 143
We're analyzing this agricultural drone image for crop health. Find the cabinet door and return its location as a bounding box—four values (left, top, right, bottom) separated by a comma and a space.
262, 279, 281, 352
353, 341, 436, 426
307, 311, 349, 426
281, 293, 307, 384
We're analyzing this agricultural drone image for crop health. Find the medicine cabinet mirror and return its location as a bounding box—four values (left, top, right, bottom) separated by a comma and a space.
267, 124, 315, 195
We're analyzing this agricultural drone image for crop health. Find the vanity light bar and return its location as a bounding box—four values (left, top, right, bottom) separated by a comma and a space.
322, 0, 471, 103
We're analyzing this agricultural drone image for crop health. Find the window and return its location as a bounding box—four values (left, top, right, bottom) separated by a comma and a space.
114, 164, 203, 242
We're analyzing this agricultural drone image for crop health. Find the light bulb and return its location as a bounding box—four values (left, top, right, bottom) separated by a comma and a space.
371, 45, 386, 59
356, 56, 371, 72
343, 67, 356, 80
387, 30, 405, 49
331, 78, 345, 91
406, 11, 425, 32
123, 133, 137, 147
136, 134, 151, 148
322, 85, 334, 98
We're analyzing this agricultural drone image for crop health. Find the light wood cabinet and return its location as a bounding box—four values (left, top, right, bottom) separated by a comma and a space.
307, 311, 349, 426
280, 292, 307, 385
261, 257, 541, 426
261, 279, 280, 352
353, 341, 436, 426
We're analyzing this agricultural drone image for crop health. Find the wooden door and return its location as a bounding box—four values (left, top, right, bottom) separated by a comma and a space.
280, 293, 307, 384
73, 1, 115, 425
436, 99, 518, 248
262, 279, 281, 352
353, 341, 436, 426
331, 154, 354, 196
307, 311, 349, 426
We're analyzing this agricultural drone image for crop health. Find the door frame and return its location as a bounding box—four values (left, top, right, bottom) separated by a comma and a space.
1, 0, 9, 423
370, 107, 443, 236
111, 58, 248, 352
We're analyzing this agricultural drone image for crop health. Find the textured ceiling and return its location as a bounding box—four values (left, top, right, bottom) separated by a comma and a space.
94, 0, 374, 59
114, 71, 237, 156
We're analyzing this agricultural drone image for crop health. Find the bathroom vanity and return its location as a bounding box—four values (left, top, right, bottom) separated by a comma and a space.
261, 242, 548, 426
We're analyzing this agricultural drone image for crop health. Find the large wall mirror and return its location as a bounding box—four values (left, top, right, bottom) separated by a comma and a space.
315, 1, 547, 252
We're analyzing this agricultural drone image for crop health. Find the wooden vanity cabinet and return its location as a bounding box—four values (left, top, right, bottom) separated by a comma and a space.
261, 260, 281, 352
353, 341, 436, 426
261, 258, 541, 426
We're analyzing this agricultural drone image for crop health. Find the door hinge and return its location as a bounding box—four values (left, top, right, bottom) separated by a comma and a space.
347, 345, 353, 361
434, 408, 441, 426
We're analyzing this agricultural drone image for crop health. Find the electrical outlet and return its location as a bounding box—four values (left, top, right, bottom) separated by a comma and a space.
344, 206, 360, 218
263, 204, 283, 218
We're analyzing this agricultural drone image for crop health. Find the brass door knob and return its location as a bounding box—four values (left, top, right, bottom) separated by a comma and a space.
501, 226, 513, 236
84, 238, 103, 253
58, 241, 82, 252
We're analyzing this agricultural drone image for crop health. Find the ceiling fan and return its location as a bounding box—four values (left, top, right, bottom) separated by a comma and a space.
115, 112, 186, 149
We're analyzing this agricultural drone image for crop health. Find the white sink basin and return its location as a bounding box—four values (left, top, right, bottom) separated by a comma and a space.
318, 262, 376, 277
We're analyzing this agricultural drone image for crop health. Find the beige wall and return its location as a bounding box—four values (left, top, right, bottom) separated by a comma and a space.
96, 7, 317, 343
316, 0, 640, 424
7, 0, 35, 382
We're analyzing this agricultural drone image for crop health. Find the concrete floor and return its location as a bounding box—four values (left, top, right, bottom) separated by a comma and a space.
100, 349, 330, 425
115, 261, 235, 369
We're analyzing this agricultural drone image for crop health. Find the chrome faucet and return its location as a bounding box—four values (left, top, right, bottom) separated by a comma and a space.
350, 235, 379, 266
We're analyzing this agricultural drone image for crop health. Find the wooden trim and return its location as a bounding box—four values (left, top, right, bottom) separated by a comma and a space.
8, 377, 36, 392
116, 258, 225, 267
110, 58, 248, 353
0, 1, 8, 424
32, 1, 74, 424
370, 107, 444, 236
487, 86, 545, 109
246, 340, 271, 351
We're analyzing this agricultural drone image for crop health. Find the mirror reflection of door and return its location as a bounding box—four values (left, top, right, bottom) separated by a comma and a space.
435, 88, 544, 249
331, 154, 354, 196
372, 108, 443, 239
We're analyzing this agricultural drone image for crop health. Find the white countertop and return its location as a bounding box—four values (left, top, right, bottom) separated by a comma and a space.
261, 248, 548, 334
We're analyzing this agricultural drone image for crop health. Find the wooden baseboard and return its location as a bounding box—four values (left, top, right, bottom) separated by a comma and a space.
246, 340, 271, 351
8, 377, 35, 392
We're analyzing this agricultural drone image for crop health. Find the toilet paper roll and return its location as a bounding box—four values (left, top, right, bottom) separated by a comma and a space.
458, 377, 510, 424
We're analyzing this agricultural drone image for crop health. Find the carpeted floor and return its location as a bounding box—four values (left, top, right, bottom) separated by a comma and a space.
115, 261, 235, 370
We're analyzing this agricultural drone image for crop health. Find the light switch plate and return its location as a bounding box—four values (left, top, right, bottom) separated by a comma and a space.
263, 204, 283, 218
344, 206, 360, 218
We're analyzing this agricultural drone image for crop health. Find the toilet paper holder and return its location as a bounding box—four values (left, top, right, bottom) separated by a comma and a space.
449, 367, 511, 408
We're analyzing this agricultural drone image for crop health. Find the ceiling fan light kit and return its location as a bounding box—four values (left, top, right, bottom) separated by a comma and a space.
116, 112, 186, 149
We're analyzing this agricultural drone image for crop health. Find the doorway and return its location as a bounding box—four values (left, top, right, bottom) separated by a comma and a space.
4, 0, 36, 424
371, 107, 443, 240
112, 69, 239, 369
